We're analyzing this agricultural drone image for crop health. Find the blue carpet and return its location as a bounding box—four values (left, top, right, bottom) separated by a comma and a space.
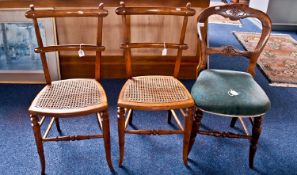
1, 19, 297, 174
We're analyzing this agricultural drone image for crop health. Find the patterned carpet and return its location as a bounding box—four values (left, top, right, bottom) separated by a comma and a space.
234, 32, 297, 87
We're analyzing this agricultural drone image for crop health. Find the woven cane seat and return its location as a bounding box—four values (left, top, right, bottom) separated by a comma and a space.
118, 76, 194, 110
29, 79, 107, 116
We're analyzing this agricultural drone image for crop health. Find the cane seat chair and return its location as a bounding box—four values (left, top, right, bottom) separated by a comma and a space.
115, 2, 195, 166
25, 3, 112, 174
187, 4, 272, 168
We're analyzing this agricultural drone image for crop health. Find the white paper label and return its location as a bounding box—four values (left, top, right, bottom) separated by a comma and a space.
162, 48, 168, 56
78, 49, 85, 57
228, 89, 240, 96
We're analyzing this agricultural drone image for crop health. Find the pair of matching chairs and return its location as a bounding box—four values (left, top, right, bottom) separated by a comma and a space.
25, 2, 271, 174
26, 2, 195, 174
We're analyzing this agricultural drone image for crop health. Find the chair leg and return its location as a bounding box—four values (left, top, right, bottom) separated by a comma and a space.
128, 109, 133, 125
118, 107, 126, 167
188, 107, 203, 156
101, 110, 113, 169
249, 116, 263, 169
30, 115, 46, 175
183, 107, 193, 165
230, 117, 238, 128
167, 110, 172, 123
54, 117, 62, 133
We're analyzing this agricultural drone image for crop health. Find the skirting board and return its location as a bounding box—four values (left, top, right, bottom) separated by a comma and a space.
0, 71, 46, 84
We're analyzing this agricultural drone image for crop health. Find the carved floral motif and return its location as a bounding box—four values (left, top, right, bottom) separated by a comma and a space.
225, 8, 247, 18
223, 46, 239, 56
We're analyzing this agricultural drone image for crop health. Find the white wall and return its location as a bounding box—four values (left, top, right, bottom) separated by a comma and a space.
249, 0, 269, 13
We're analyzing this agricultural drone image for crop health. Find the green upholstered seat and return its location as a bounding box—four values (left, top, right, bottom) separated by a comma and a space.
191, 69, 271, 116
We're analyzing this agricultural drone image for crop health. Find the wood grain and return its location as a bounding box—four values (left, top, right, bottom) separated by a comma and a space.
0, 0, 210, 8
55, 5, 205, 79
59, 55, 198, 79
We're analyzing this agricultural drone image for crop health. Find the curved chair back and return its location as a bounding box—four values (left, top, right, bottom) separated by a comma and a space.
25, 3, 108, 84
115, 1, 196, 78
196, 4, 271, 76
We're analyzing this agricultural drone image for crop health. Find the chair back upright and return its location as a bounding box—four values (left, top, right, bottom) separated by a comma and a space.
196, 4, 271, 77
116, 1, 196, 78
25, 3, 108, 84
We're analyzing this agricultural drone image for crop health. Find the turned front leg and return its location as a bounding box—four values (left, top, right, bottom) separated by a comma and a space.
249, 116, 263, 168
30, 115, 46, 175
101, 110, 113, 169
188, 107, 203, 156
183, 107, 194, 165
118, 107, 126, 167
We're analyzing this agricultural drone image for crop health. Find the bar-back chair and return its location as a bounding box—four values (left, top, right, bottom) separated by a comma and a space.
188, 4, 272, 168
115, 2, 195, 166
25, 3, 112, 174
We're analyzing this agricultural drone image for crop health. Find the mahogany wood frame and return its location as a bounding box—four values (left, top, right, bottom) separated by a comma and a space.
188, 4, 272, 169
196, 4, 271, 77
116, 1, 195, 166
26, 3, 112, 174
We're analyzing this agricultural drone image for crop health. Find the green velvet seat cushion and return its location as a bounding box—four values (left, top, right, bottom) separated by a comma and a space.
191, 69, 271, 116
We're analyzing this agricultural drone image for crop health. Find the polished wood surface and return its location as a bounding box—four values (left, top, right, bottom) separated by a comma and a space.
0, 0, 210, 8
116, 2, 195, 166
59, 55, 198, 79
196, 3, 272, 77
26, 4, 109, 82
115, 6, 196, 16
27, 4, 113, 174
188, 4, 272, 169
56, 4, 205, 79
117, 2, 195, 78
25, 8, 108, 18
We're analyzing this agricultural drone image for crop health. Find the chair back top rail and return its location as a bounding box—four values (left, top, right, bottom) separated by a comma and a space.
25, 8, 108, 18
35, 45, 105, 53
115, 6, 195, 16
116, 1, 195, 78
25, 3, 107, 84
196, 4, 272, 76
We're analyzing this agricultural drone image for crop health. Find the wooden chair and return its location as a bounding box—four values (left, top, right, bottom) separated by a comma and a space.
115, 2, 195, 166
188, 4, 272, 168
25, 3, 112, 174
